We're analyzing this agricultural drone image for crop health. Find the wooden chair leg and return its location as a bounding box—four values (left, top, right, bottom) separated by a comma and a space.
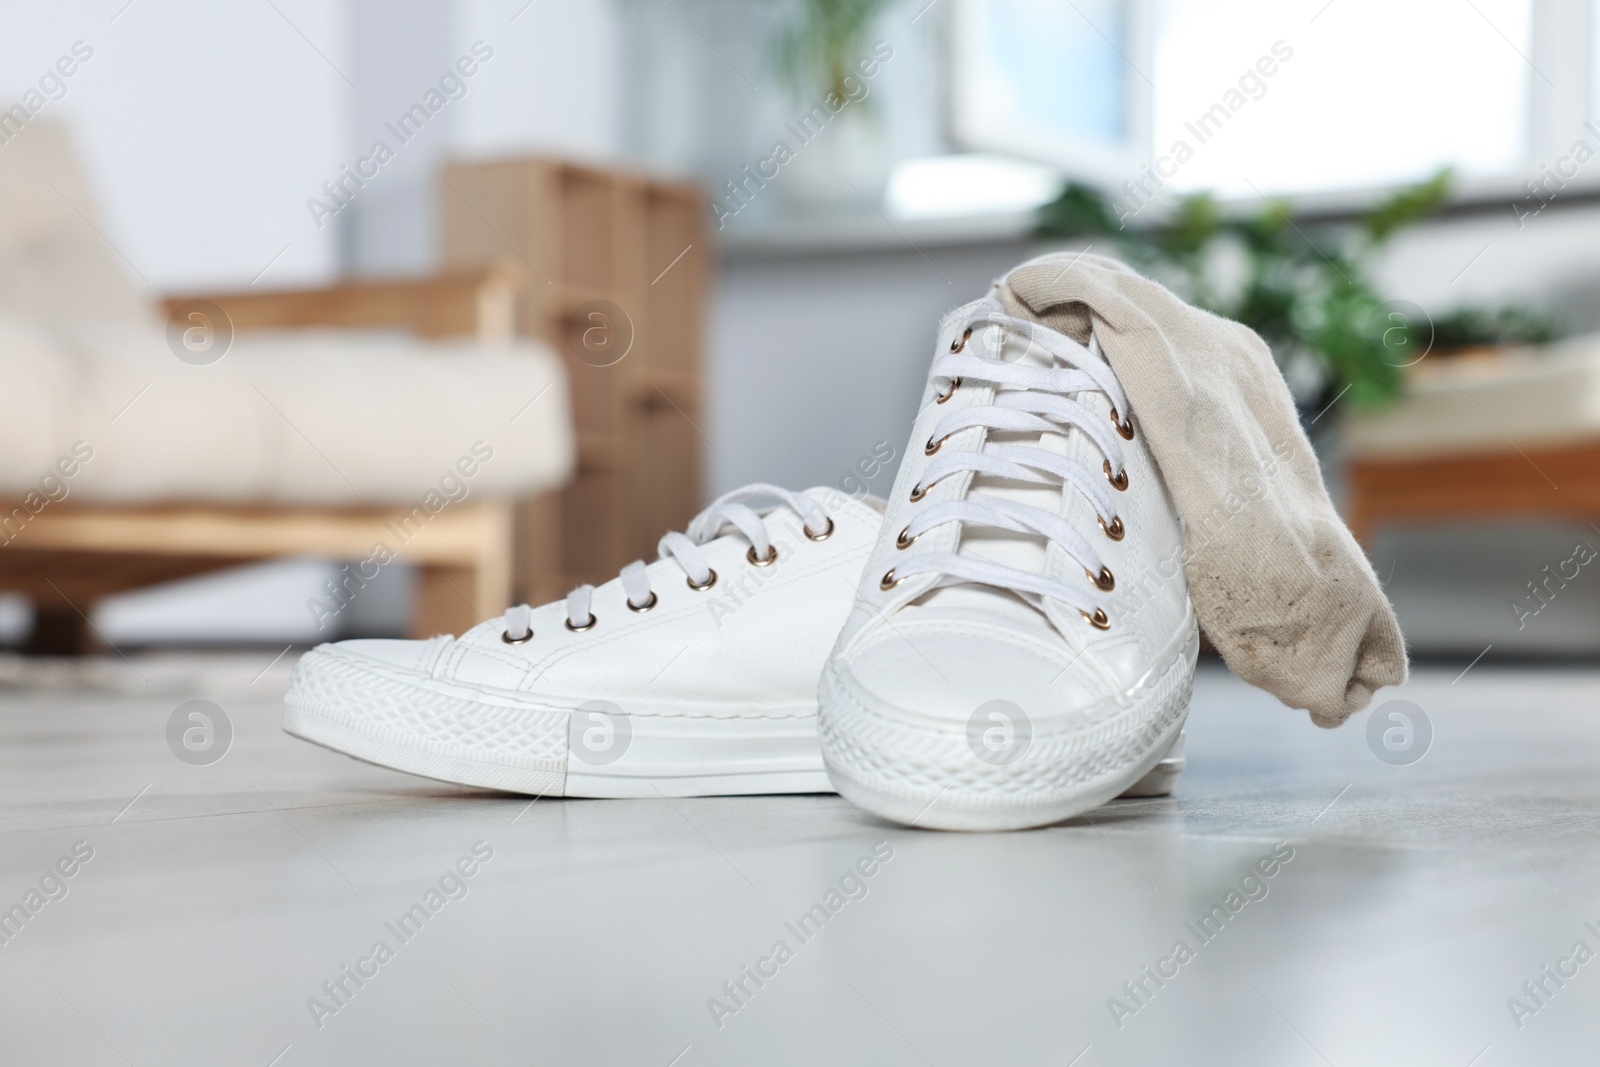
409, 501, 514, 639
411, 565, 486, 639
23, 605, 92, 656
513, 490, 565, 607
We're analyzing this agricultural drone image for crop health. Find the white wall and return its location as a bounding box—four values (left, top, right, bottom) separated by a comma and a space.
0, 0, 627, 289
0, 0, 349, 290
344, 0, 456, 274
710, 239, 1039, 500
345, 0, 625, 274
450, 0, 622, 163
1377, 202, 1600, 333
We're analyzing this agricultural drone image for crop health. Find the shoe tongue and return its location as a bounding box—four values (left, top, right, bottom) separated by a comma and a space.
918, 323, 1066, 625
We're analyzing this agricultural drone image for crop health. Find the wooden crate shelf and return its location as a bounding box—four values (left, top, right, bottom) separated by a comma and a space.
440, 158, 709, 604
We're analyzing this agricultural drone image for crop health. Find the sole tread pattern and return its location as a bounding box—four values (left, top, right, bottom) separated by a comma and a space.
284, 651, 569, 767
818, 628, 1197, 829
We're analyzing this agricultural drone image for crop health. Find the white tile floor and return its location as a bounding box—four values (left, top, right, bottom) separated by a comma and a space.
1, 658, 1597, 1066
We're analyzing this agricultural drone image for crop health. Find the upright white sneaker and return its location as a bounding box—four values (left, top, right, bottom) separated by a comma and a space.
818, 299, 1198, 830
284, 485, 881, 797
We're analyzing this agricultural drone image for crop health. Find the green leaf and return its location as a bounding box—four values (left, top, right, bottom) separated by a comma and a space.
773, 0, 892, 102
1361, 167, 1453, 244
1028, 169, 1516, 410
1429, 305, 1559, 351
1035, 181, 1128, 237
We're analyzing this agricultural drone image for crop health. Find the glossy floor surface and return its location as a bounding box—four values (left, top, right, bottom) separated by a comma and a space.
1, 656, 1597, 1066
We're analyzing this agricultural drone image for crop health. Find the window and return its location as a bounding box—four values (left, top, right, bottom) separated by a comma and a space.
948, 0, 1151, 185
1151, 0, 1533, 197
948, 0, 1578, 201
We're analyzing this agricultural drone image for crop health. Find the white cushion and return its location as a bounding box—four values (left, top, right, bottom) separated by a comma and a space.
1344, 334, 1600, 459
0, 314, 573, 505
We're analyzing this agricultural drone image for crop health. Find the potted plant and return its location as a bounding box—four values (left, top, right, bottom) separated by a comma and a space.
1035, 173, 1556, 431
770, 0, 896, 212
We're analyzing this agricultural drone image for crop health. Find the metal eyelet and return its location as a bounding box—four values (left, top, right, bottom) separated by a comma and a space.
924, 432, 950, 457
1100, 515, 1125, 541
564, 615, 597, 632
502, 628, 534, 644
935, 377, 961, 404
949, 327, 972, 353
746, 544, 779, 567
804, 517, 835, 541
627, 592, 658, 613
880, 568, 906, 590
1088, 566, 1115, 592
1104, 460, 1129, 491
1110, 406, 1135, 440
1081, 607, 1112, 630
895, 525, 917, 550
687, 569, 718, 591
909, 479, 938, 503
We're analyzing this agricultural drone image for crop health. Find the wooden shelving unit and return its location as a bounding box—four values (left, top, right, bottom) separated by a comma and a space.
439, 158, 710, 604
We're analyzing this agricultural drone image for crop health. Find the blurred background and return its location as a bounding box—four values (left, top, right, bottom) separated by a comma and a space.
2, 0, 1598, 666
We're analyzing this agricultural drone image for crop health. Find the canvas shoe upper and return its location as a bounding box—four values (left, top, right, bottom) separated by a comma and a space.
284, 484, 883, 797
818, 297, 1199, 830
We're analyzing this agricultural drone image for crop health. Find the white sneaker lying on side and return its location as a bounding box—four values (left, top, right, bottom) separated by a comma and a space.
284, 482, 1187, 799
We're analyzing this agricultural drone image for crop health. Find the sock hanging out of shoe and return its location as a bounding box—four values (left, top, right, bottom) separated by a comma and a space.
997, 251, 1406, 728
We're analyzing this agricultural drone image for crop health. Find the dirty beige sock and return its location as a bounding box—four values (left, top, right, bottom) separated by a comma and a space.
998, 251, 1406, 727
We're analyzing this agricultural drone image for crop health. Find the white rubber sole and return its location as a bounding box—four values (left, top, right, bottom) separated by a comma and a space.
818, 625, 1199, 831
282, 649, 831, 798
283, 647, 1190, 802
1120, 728, 1185, 798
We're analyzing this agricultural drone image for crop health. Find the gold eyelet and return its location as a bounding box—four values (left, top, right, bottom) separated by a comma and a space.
1110, 406, 1134, 440
626, 592, 658, 613
949, 327, 972, 353
1104, 460, 1129, 491
910, 478, 938, 503
687, 569, 718, 591
564, 615, 597, 632
924, 432, 950, 457
804, 517, 835, 541
1100, 515, 1125, 541
1081, 607, 1112, 630
935, 377, 961, 404
1088, 566, 1115, 592
880, 568, 906, 590
502, 628, 534, 644
746, 544, 779, 567
895, 525, 917, 550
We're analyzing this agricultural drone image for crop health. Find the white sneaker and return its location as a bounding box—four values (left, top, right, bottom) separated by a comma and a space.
284, 485, 881, 797
284, 481, 1188, 800
818, 299, 1198, 830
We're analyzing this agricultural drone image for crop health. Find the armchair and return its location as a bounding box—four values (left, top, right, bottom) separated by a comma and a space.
0, 124, 574, 652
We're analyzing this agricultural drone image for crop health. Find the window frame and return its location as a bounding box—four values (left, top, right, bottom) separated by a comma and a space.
945, 0, 1600, 213
946, 0, 1156, 187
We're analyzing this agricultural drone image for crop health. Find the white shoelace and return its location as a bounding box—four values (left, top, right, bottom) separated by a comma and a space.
890, 311, 1133, 626
500, 483, 833, 642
